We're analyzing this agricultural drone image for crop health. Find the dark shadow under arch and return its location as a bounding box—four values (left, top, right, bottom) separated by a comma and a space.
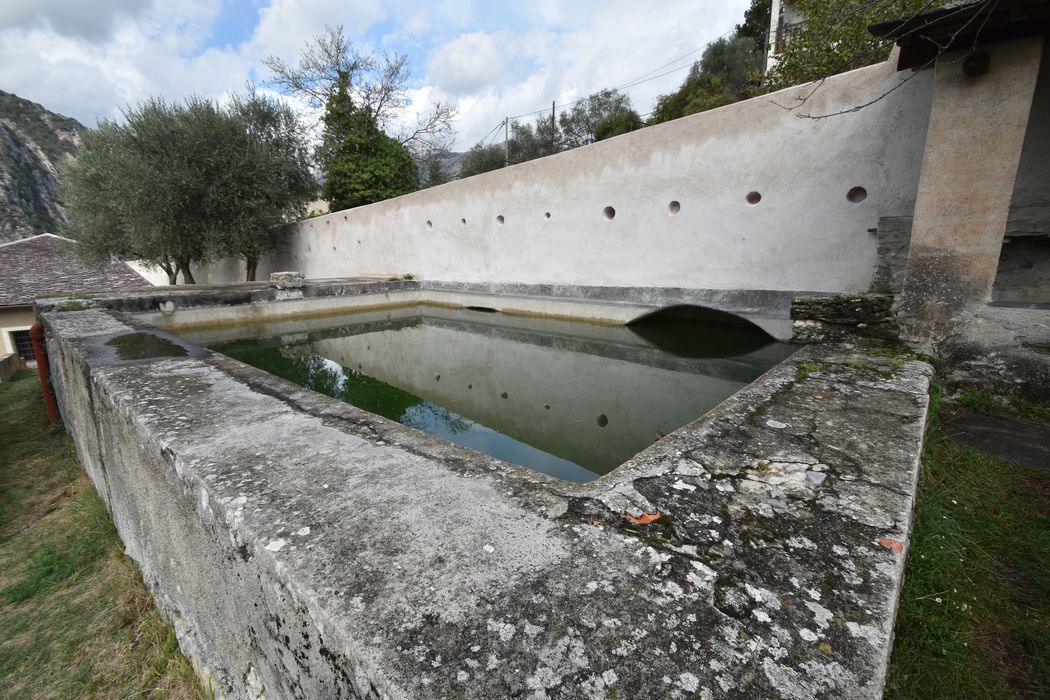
626, 305, 776, 358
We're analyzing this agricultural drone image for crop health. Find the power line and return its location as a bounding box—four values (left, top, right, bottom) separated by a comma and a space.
507, 27, 738, 121
436, 120, 504, 179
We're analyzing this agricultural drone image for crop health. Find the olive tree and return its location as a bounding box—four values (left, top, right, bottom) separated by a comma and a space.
61, 93, 314, 283
763, 0, 938, 93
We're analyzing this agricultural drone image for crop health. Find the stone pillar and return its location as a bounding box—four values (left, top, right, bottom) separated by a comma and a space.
899, 36, 1044, 348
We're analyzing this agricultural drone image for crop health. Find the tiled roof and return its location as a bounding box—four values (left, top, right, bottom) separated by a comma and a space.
0, 234, 151, 307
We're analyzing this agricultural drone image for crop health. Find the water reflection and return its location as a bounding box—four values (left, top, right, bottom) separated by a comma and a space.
203, 306, 794, 482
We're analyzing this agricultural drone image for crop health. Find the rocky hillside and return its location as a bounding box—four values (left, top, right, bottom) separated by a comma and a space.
0, 90, 86, 244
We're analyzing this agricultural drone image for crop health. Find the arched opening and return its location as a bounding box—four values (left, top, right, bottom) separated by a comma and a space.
626, 305, 776, 357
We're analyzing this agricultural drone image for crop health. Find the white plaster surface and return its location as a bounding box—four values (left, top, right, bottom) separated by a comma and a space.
196, 59, 934, 296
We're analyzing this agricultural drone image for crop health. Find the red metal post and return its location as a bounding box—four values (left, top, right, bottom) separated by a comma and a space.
28, 323, 60, 423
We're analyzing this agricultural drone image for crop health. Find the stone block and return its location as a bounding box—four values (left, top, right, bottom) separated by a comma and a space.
270, 271, 304, 289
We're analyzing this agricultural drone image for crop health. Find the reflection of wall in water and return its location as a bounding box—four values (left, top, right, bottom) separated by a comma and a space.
312, 325, 747, 473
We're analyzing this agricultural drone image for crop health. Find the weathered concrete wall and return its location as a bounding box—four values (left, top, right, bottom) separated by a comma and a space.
40, 283, 934, 699
196, 58, 934, 298
0, 352, 24, 381
994, 237, 1050, 303
1007, 40, 1050, 238
899, 37, 1044, 345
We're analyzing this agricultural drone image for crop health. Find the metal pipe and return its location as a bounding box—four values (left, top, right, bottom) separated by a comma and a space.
29, 323, 60, 423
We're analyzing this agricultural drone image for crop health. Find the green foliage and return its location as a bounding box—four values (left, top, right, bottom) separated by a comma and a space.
735, 0, 773, 49
459, 88, 638, 177
649, 37, 762, 124
419, 151, 453, 188
558, 89, 640, 148
0, 372, 205, 698
2, 495, 114, 604
957, 388, 1010, 418
61, 94, 313, 283
763, 0, 937, 92
886, 391, 1050, 698
1014, 397, 1050, 423
458, 143, 505, 178
593, 111, 641, 141
320, 73, 419, 211
220, 92, 316, 279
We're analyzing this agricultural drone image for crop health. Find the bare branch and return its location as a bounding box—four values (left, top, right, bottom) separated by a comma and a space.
767, 0, 997, 118
264, 26, 457, 160
397, 101, 458, 157
263, 25, 367, 109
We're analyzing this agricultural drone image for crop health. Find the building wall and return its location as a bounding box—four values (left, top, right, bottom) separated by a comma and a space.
196, 58, 935, 298
899, 37, 1044, 345
0, 305, 35, 357
1007, 41, 1050, 238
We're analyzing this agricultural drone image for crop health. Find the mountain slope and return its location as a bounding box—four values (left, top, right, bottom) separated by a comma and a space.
0, 90, 86, 243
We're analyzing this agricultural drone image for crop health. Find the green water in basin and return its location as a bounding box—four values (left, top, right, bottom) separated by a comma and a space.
198, 306, 794, 483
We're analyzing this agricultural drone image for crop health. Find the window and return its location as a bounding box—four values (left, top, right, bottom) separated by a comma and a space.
11, 330, 34, 362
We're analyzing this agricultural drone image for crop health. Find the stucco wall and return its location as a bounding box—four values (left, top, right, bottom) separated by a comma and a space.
197, 58, 934, 296
0, 305, 35, 356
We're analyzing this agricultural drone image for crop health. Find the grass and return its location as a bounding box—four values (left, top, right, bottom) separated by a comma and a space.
886, 380, 1049, 699
0, 371, 205, 698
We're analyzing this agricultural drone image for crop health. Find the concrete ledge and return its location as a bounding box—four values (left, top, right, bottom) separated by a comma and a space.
0, 352, 25, 382
42, 290, 931, 698
37, 279, 823, 341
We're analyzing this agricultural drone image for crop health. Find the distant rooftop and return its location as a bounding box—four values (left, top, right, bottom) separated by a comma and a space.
0, 234, 150, 307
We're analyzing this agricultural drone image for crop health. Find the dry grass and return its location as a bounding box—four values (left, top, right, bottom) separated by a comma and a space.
0, 371, 206, 698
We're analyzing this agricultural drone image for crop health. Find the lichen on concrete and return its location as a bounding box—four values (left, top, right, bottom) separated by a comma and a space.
42, 297, 932, 699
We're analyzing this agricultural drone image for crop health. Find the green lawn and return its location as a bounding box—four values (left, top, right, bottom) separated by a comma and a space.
886, 384, 1049, 699
0, 371, 204, 698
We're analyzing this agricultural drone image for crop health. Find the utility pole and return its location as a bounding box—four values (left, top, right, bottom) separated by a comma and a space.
503, 117, 509, 167
550, 100, 556, 155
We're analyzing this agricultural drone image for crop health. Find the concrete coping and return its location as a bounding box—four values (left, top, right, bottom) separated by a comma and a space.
41, 283, 932, 699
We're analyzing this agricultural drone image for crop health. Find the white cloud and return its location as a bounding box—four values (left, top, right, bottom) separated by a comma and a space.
0, 0, 151, 42
247, 0, 385, 64
0, 0, 753, 148
427, 31, 507, 96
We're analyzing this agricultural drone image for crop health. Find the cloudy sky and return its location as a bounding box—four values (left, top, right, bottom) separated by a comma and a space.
0, 0, 750, 149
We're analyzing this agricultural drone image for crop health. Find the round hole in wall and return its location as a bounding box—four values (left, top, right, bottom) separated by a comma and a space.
847, 186, 868, 203
746, 191, 762, 205
343, 215, 348, 221
603, 206, 616, 220
668, 200, 681, 215
461, 218, 467, 225
496, 214, 505, 225
597, 414, 609, 427
426, 219, 433, 230
544, 211, 551, 220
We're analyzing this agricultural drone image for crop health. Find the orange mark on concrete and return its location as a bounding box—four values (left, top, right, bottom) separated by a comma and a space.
590, 519, 604, 527
879, 537, 904, 553
626, 511, 661, 525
